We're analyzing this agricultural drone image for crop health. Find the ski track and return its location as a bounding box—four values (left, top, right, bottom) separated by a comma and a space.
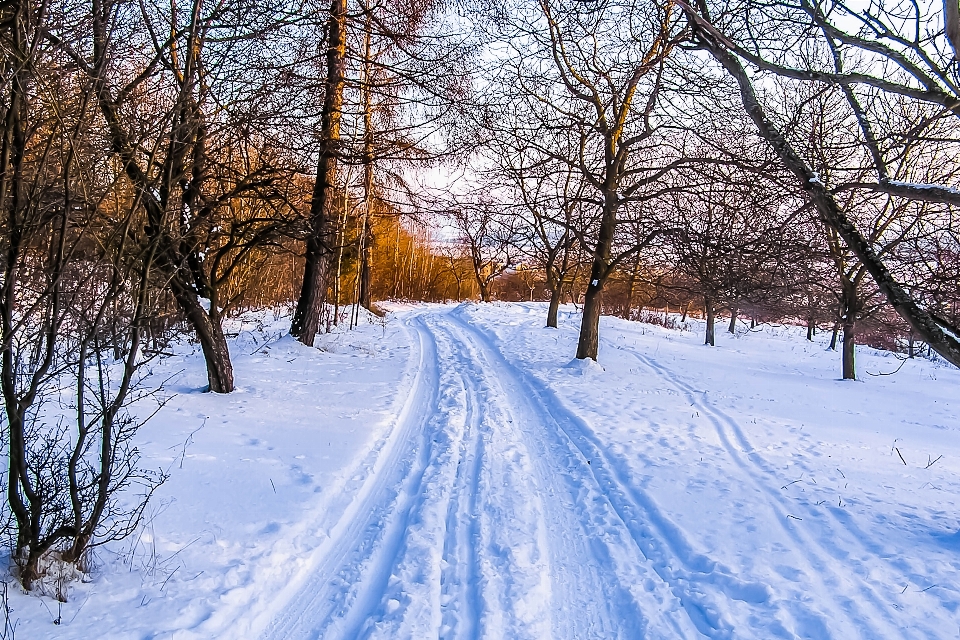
446, 308, 781, 639
256, 308, 706, 638
254, 305, 938, 639
358, 317, 491, 640
595, 327, 931, 638
256, 316, 443, 640
427, 315, 692, 639
436, 319, 485, 640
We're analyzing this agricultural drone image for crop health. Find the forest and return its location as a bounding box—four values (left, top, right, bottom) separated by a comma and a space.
2, 0, 960, 599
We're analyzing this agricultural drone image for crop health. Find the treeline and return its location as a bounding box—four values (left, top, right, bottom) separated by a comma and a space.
460, 0, 960, 377
3, 0, 960, 590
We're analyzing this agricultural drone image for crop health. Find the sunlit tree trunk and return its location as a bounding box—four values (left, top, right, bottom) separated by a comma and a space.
292, 0, 347, 345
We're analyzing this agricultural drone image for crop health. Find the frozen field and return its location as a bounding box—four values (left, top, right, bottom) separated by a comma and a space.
10, 302, 960, 639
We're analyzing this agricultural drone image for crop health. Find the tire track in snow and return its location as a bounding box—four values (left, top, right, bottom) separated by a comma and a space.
602, 333, 909, 637
443, 308, 746, 639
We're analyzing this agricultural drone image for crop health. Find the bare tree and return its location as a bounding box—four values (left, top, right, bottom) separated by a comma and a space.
443, 198, 517, 302
488, 132, 585, 326
292, 0, 473, 340
679, 0, 960, 368
663, 160, 804, 345
0, 0, 164, 586
291, 0, 348, 346
485, 0, 690, 359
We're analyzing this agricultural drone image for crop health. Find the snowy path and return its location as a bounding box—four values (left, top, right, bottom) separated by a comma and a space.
256, 309, 702, 638
13, 303, 960, 639
256, 316, 443, 639
251, 305, 960, 639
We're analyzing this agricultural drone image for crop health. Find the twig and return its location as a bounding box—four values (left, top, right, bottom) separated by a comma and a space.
786, 514, 802, 520
781, 474, 803, 490
68, 595, 90, 625
248, 331, 283, 356
0, 581, 15, 639
38, 597, 56, 625
161, 535, 203, 566
896, 447, 907, 465
925, 455, 943, 469
866, 356, 908, 376
159, 566, 179, 592
170, 419, 206, 471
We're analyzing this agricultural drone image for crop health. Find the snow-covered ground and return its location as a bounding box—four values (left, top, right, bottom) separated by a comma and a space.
9, 302, 960, 639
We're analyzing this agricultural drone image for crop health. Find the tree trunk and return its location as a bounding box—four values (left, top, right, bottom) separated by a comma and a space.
842, 320, 856, 380
1, 1, 63, 584
623, 257, 639, 319
946, 0, 960, 59
681, 304, 688, 322
291, 0, 347, 346
358, 8, 374, 313
840, 280, 858, 380
478, 280, 491, 302
547, 281, 561, 328
728, 305, 738, 334
1, 11, 32, 560
162, 278, 235, 393
576, 187, 617, 360
806, 317, 815, 341
704, 296, 716, 346
577, 283, 603, 359
186, 298, 233, 392
359, 231, 372, 311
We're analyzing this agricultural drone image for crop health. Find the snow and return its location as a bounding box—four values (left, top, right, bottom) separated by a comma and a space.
885, 179, 960, 195
8, 302, 960, 638
562, 357, 605, 374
